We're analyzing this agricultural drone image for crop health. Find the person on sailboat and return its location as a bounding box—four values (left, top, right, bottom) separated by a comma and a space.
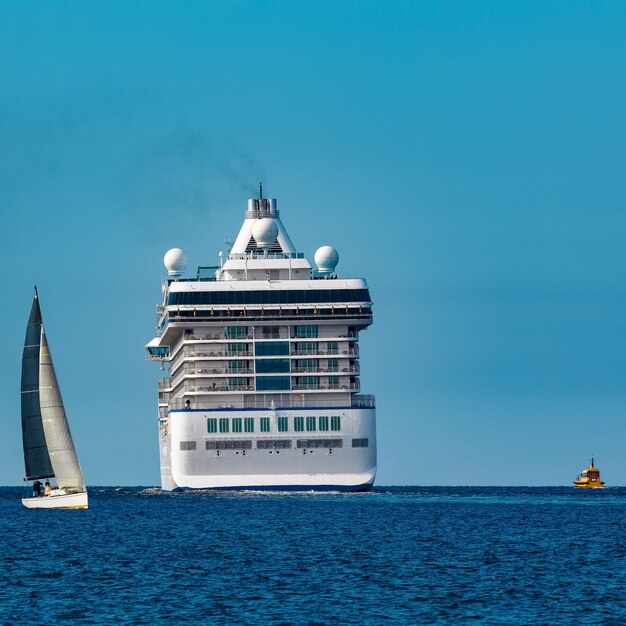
44, 480, 52, 496
33, 480, 42, 497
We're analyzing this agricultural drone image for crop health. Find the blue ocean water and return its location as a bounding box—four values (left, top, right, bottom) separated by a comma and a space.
0, 486, 625, 625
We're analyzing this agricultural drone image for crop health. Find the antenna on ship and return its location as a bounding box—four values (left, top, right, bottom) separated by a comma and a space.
34, 285, 39, 299
259, 182, 263, 199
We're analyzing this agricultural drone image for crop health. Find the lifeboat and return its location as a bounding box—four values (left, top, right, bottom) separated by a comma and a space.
573, 457, 605, 488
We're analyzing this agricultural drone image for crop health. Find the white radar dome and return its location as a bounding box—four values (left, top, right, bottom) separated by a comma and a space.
314, 245, 339, 275
252, 218, 279, 249
164, 248, 188, 277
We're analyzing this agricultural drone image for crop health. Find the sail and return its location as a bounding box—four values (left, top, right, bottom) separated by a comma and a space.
20, 294, 54, 481
39, 327, 86, 493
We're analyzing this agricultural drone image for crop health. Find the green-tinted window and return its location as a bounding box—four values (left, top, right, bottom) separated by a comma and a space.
327, 358, 339, 372
228, 360, 249, 373
295, 325, 318, 338
260, 417, 270, 432
255, 341, 289, 356
296, 359, 318, 372
296, 342, 317, 355
244, 417, 254, 433
318, 416, 329, 431
331, 415, 341, 431
278, 417, 288, 432
227, 343, 248, 356
229, 377, 248, 390
327, 341, 339, 355
207, 418, 217, 433
256, 359, 290, 374
294, 416, 304, 432
306, 416, 316, 432
232, 418, 242, 433
225, 326, 248, 339
297, 376, 319, 390
219, 418, 229, 433
328, 376, 339, 389
256, 376, 290, 391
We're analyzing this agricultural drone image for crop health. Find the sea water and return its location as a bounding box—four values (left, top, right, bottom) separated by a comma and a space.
0, 486, 624, 624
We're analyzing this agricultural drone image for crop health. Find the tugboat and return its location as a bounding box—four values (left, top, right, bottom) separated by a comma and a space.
573, 457, 605, 489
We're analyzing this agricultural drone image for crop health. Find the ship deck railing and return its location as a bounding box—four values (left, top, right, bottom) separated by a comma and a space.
158, 312, 372, 335
166, 394, 376, 412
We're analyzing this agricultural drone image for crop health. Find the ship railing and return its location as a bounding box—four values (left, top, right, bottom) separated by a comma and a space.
170, 368, 256, 387
291, 348, 359, 356
291, 366, 359, 374
166, 311, 373, 322
182, 349, 253, 359
168, 395, 375, 411
292, 382, 360, 391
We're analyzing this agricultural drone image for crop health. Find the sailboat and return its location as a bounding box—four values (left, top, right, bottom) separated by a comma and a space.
20, 289, 88, 509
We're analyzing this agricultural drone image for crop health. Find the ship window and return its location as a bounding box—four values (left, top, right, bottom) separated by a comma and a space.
260, 417, 270, 432
306, 416, 316, 432
228, 360, 249, 373
232, 418, 242, 433
148, 346, 170, 357
261, 326, 281, 338
297, 439, 342, 449
327, 358, 339, 372
318, 416, 329, 431
295, 325, 318, 338
328, 376, 339, 389
297, 377, 320, 390
219, 418, 229, 433
255, 341, 289, 356
256, 376, 290, 391
294, 416, 304, 432
331, 415, 341, 431
206, 440, 252, 450
278, 417, 288, 432
207, 418, 217, 433
296, 342, 317, 355
244, 417, 254, 433
327, 341, 339, 355
255, 359, 290, 374
227, 343, 248, 356
167, 288, 372, 306
296, 359, 318, 372
352, 438, 369, 448
229, 378, 248, 390
225, 326, 248, 339
257, 439, 292, 449
179, 441, 196, 451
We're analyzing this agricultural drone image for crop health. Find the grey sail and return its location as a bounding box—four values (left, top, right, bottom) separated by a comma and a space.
39, 327, 86, 493
20, 294, 54, 481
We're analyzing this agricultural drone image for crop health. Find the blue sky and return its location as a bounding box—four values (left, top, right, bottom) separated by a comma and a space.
1, 1, 625, 485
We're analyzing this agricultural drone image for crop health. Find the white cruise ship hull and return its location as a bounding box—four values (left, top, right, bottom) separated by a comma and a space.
160, 407, 376, 492
148, 192, 377, 493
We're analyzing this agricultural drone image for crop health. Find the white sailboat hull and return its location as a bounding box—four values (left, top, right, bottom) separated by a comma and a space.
22, 491, 88, 509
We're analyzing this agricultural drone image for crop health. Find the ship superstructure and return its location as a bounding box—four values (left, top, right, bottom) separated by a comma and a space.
146, 192, 376, 490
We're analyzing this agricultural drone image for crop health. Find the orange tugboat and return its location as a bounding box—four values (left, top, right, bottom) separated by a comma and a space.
573, 457, 605, 488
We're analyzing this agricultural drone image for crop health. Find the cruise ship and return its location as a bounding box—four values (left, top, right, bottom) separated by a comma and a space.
146, 190, 376, 491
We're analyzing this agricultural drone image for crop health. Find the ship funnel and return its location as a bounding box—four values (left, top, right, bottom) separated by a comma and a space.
246, 198, 279, 219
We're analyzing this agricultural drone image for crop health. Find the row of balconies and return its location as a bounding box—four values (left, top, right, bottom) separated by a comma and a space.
181, 330, 359, 341
169, 356, 358, 380
168, 338, 359, 361
159, 375, 361, 394
179, 347, 359, 359
182, 381, 361, 393
165, 366, 359, 388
